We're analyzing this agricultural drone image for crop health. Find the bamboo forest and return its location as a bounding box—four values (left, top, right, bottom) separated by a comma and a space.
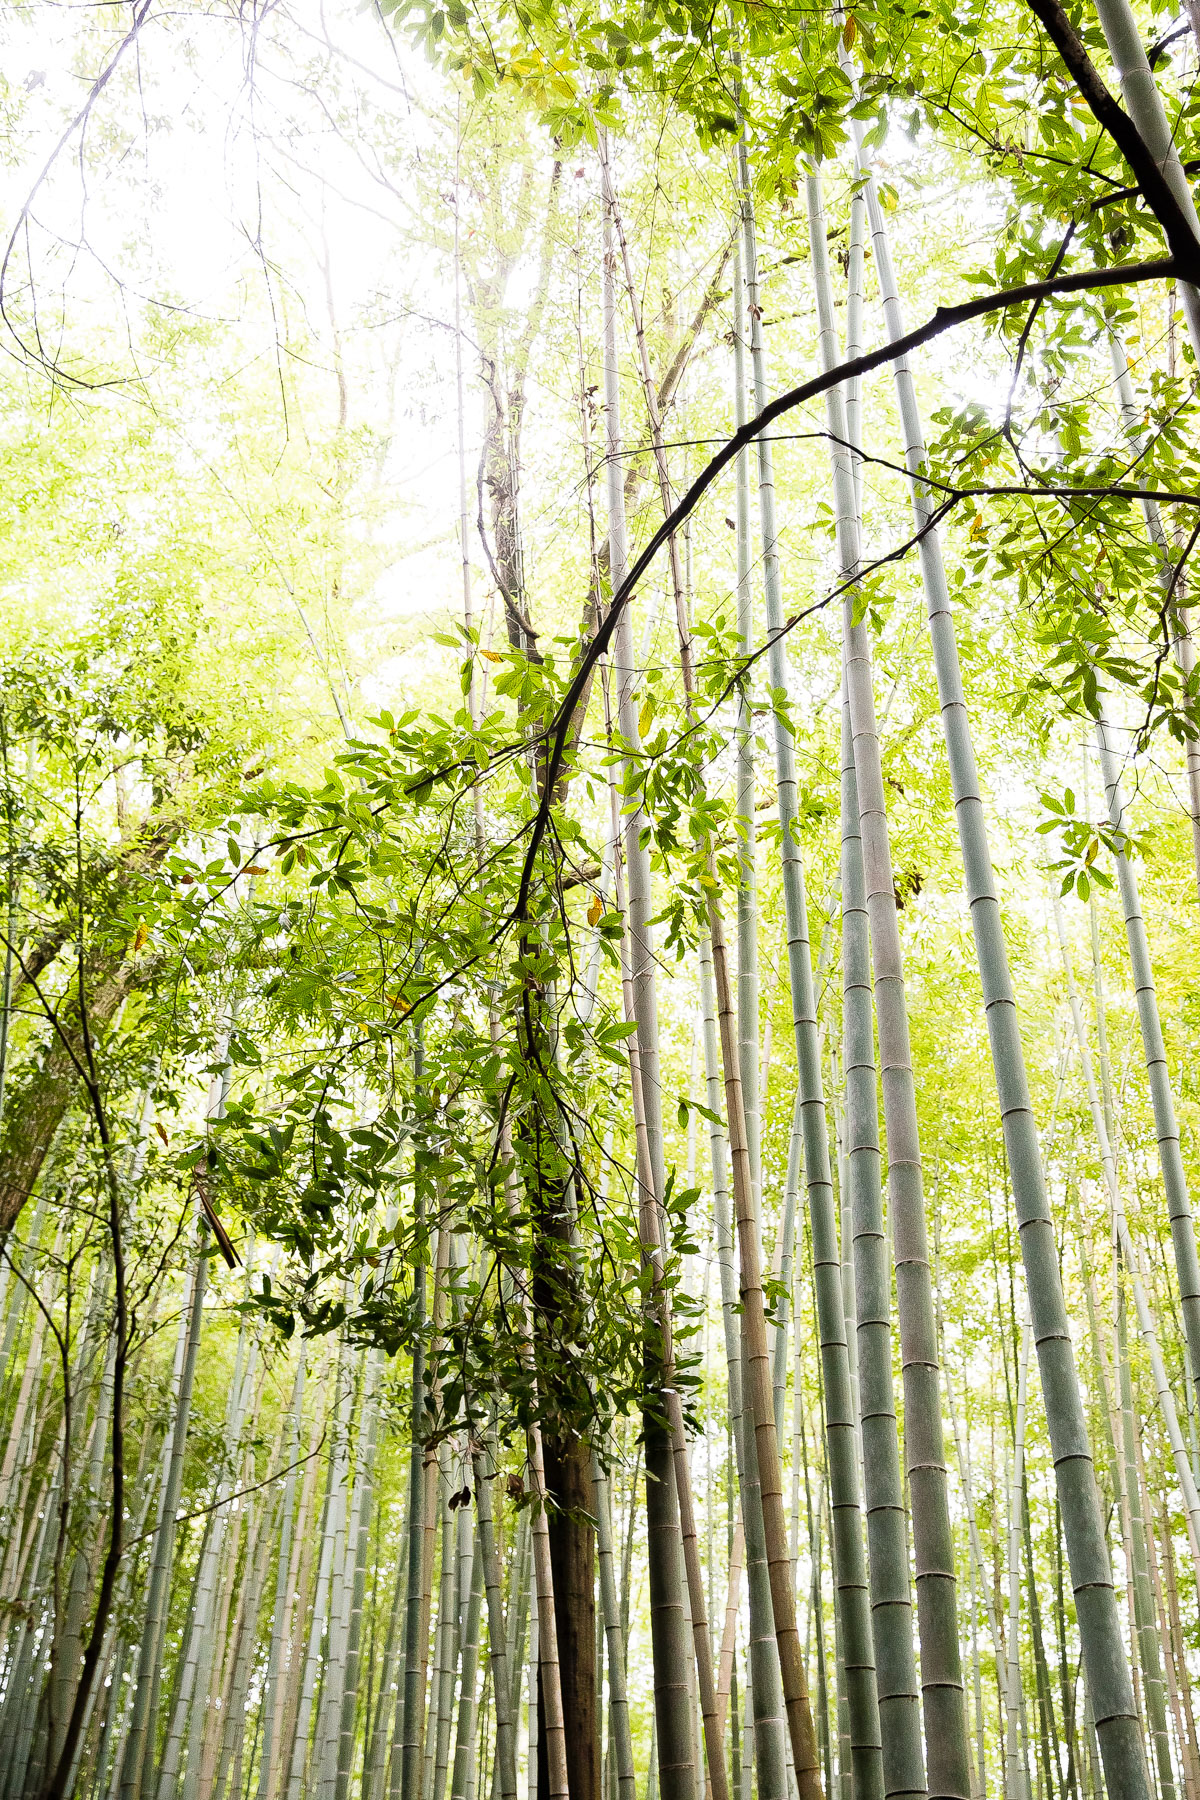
12, 0, 1200, 1796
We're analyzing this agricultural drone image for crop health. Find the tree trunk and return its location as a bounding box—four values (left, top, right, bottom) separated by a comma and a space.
846, 106, 1152, 1800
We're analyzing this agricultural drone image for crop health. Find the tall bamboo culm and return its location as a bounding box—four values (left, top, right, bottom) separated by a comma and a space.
843, 107, 1152, 1800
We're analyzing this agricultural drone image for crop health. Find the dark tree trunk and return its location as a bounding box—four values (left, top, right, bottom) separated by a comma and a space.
540, 1437, 599, 1800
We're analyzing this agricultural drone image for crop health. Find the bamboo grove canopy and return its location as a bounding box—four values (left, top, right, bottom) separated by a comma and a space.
1, 0, 1200, 1796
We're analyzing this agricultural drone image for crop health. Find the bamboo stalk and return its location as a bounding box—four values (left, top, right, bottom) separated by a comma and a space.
1051, 891, 1200, 1576
450, 1505, 483, 1800
1092, 714, 1200, 1420
608, 789, 726, 1800
1006, 1330, 1033, 1800
592, 1448, 636, 1800
698, 932, 788, 1800
844, 101, 1152, 1800
840, 670, 925, 1800
601, 158, 699, 1800
471, 1433, 516, 1800
806, 162, 969, 1800
258, 1357, 307, 1800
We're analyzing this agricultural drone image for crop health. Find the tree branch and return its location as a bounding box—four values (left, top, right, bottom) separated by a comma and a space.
511, 254, 1177, 921
1022, 0, 1200, 279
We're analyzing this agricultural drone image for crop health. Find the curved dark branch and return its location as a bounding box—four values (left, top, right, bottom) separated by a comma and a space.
511, 254, 1177, 922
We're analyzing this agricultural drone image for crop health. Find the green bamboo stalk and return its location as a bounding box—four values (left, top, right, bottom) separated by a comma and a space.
1005, 1329, 1032, 1800
213, 1451, 279, 1800
731, 230, 760, 1218
450, 1507, 483, 1800
609, 809, 726, 1800
190, 1333, 265, 1800
840, 673, 926, 1800
431, 1472, 461, 1800
609, 173, 821, 1788
1051, 892, 1200, 1574
598, 159, 731, 1800
1144, 1516, 1196, 1800
1155, 1498, 1200, 1798
258, 1357, 306, 1800
118, 1016, 237, 1800
48, 1272, 113, 1774
601, 163, 698, 1800
116, 1231, 208, 1800
78, 1420, 161, 1799
163, 1327, 256, 1800
1093, 714, 1200, 1421
737, 139, 872, 1800
471, 1434, 516, 1800
417, 1235, 451, 1800
806, 162, 969, 1800
590, 1435, 638, 1796
847, 109, 1151, 1800
4, 1459, 63, 1797
337, 1351, 384, 1800
1102, 334, 1200, 905
1120, 1349, 1177, 1800
1020, 1456, 1064, 1800
395, 1031, 430, 1800
507, 1505, 531, 1739
698, 932, 788, 1800
1089, 0, 1200, 355
272, 1366, 329, 1800
319, 1362, 355, 1800
770, 1097, 802, 1448
286, 1423, 339, 1800
364, 1535, 406, 1800
1051, 1497, 1081, 1800
829, 1059, 862, 1490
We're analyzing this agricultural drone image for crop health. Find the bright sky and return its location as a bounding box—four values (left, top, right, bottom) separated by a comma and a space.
2, 0, 477, 717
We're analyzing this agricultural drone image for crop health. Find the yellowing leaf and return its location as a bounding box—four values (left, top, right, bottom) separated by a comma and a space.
842, 14, 856, 46
480, 648, 502, 663
132, 920, 149, 954
588, 894, 603, 925
638, 699, 653, 739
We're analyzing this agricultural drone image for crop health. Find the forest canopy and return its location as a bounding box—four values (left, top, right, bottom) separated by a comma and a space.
0, 1, 1198, 1799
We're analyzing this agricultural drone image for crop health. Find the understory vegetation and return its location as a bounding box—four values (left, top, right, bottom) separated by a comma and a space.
0, 0, 1199, 1797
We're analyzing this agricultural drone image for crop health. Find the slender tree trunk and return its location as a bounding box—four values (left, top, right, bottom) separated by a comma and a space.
601, 170, 698, 1800
840, 663, 926, 1800
1157, 1498, 1200, 1799
1051, 890, 1200, 1575
592, 1449, 635, 1800
1006, 1330, 1032, 1800
472, 1434, 517, 1800
608, 817, 727, 1800
1103, 334, 1200, 904
397, 1064, 430, 1800
259, 1358, 306, 1800
1093, 715, 1200, 1420
698, 933, 787, 1800
116, 1230, 208, 1800
806, 163, 970, 1800
451, 1511, 484, 1800
1090, 0, 1200, 354
845, 107, 1152, 1800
